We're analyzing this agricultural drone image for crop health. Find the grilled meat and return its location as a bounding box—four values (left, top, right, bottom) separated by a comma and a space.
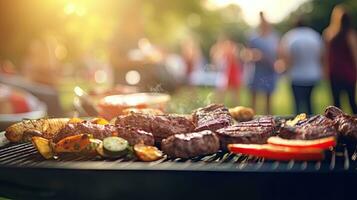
216, 116, 275, 149
53, 121, 117, 143
325, 106, 344, 119
161, 130, 220, 158
333, 114, 357, 140
5, 118, 69, 142
192, 104, 233, 132
115, 113, 195, 142
116, 126, 154, 146
324, 106, 357, 139
279, 115, 338, 140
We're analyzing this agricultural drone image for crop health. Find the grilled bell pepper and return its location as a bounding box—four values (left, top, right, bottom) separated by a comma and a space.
54, 134, 91, 153
267, 136, 336, 150
228, 144, 324, 161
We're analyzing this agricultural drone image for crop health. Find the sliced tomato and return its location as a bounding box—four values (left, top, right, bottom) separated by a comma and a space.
267, 136, 336, 149
228, 144, 324, 161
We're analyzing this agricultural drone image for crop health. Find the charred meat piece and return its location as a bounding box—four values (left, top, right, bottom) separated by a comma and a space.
325, 106, 344, 119
116, 126, 154, 146
192, 104, 233, 132
161, 130, 220, 158
279, 115, 338, 140
53, 121, 117, 143
116, 113, 195, 142
324, 106, 357, 139
216, 116, 275, 149
333, 115, 357, 140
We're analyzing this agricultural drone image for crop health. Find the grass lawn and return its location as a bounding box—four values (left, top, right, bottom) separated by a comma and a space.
58, 76, 354, 116
167, 76, 354, 115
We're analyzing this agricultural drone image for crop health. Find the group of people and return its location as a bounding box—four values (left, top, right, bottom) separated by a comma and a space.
185, 5, 357, 115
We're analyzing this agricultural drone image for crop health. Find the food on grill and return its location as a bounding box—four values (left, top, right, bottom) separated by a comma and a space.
285, 113, 307, 127
192, 104, 233, 132
90, 117, 109, 125
161, 130, 220, 158
85, 138, 103, 154
68, 117, 84, 124
53, 121, 117, 143
31, 136, 54, 159
267, 136, 336, 150
325, 106, 357, 140
333, 115, 357, 140
216, 116, 275, 149
279, 115, 338, 140
96, 143, 113, 158
102, 136, 129, 157
0, 132, 9, 147
3, 104, 357, 162
229, 106, 255, 122
228, 144, 324, 161
324, 106, 344, 119
54, 134, 91, 153
122, 108, 164, 115
116, 126, 154, 146
5, 118, 69, 142
116, 113, 195, 142
134, 143, 163, 161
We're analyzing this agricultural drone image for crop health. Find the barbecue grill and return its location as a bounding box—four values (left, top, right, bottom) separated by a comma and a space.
1, 135, 357, 200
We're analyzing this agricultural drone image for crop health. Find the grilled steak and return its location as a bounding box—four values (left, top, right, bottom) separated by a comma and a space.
279, 115, 338, 140
53, 121, 117, 143
333, 115, 357, 139
325, 106, 344, 119
192, 104, 233, 132
325, 106, 357, 140
161, 130, 220, 158
115, 113, 195, 142
116, 126, 154, 146
216, 116, 275, 149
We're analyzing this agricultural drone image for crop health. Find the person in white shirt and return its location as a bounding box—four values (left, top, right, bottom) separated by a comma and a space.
280, 18, 323, 115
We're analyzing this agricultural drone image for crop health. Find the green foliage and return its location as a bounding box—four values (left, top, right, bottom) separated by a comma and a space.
277, 0, 357, 33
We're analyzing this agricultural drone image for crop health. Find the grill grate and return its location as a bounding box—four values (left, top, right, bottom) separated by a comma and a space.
1, 142, 357, 172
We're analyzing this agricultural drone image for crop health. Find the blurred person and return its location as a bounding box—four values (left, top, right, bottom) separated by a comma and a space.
280, 17, 323, 115
248, 12, 279, 114
211, 36, 242, 105
181, 36, 205, 84
323, 9, 357, 113
323, 5, 346, 43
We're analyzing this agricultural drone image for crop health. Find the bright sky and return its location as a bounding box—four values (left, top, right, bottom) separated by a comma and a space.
209, 0, 310, 26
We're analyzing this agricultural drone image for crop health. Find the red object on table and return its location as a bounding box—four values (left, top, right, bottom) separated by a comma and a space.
9, 92, 30, 113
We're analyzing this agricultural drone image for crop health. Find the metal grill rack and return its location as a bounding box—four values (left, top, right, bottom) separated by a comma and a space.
1, 142, 357, 172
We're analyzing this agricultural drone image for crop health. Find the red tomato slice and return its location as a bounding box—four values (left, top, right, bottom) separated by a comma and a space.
228, 144, 324, 161
267, 136, 336, 149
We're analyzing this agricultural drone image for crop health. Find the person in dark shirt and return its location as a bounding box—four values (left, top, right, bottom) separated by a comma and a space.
324, 7, 357, 114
